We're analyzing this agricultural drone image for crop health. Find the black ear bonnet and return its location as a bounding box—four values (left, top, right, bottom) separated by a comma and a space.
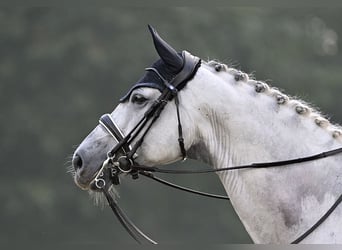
120, 25, 201, 102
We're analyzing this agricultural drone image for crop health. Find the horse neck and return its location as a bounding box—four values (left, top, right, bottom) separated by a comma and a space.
186, 63, 342, 243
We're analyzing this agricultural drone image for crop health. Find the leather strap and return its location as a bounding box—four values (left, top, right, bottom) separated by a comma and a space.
134, 147, 342, 174
99, 114, 131, 153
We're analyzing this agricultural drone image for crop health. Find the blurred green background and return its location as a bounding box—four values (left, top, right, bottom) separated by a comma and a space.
1, 7, 342, 246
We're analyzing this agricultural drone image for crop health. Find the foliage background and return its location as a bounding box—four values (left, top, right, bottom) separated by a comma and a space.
1, 7, 342, 247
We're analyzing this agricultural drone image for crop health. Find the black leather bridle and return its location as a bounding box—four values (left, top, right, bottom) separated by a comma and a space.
93, 50, 200, 189
92, 51, 342, 244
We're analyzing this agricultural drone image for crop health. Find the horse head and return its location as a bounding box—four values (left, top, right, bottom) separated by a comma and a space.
72, 26, 201, 190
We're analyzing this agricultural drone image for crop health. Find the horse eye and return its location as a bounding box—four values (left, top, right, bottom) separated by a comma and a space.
131, 94, 148, 105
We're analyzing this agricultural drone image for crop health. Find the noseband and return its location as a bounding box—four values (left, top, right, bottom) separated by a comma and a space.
90, 51, 342, 244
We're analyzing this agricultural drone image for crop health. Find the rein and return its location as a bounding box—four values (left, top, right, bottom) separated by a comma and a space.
135, 147, 342, 174
93, 51, 342, 244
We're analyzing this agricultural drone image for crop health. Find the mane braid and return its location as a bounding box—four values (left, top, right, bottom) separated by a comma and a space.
206, 60, 342, 141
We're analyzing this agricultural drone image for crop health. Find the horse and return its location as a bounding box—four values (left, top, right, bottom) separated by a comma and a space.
71, 25, 342, 243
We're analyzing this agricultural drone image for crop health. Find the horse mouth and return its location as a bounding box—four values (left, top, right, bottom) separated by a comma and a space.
74, 173, 92, 190
74, 166, 102, 191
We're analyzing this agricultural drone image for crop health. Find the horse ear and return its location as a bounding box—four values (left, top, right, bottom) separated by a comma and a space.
148, 25, 183, 72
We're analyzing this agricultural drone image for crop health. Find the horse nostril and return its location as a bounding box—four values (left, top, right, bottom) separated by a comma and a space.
72, 154, 83, 171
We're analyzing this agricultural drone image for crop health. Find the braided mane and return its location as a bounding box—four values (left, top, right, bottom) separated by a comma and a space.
206, 60, 342, 141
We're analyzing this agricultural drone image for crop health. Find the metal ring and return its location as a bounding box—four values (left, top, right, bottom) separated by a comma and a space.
117, 156, 133, 173
95, 178, 106, 189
